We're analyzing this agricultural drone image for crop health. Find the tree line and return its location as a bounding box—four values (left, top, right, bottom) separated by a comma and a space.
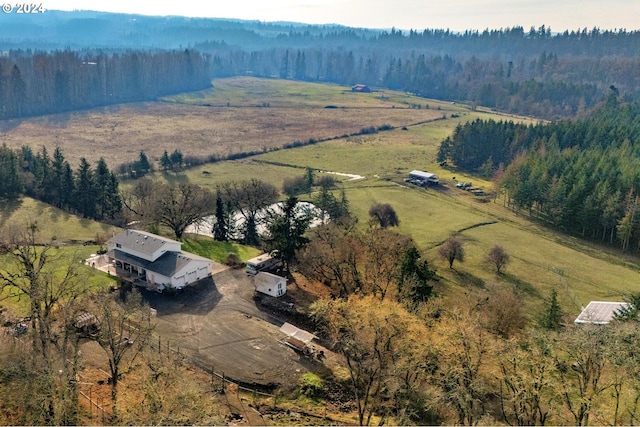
438, 96, 640, 250
0, 49, 211, 119
4, 18, 640, 120
0, 144, 122, 221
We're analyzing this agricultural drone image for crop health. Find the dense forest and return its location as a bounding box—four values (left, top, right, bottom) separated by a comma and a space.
2, 12, 640, 119
438, 96, 640, 251
0, 144, 122, 221
0, 50, 211, 118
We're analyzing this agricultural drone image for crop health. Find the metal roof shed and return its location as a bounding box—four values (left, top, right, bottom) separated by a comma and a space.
574, 301, 630, 325
279, 322, 317, 344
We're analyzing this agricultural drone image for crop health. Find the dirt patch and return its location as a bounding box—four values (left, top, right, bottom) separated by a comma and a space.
140, 269, 325, 389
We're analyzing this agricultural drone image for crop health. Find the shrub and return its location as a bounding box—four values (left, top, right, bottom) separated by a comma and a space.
225, 252, 242, 268
315, 174, 336, 189
299, 372, 324, 399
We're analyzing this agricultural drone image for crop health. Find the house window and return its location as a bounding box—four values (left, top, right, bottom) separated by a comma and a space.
116, 243, 121, 248
278, 283, 282, 289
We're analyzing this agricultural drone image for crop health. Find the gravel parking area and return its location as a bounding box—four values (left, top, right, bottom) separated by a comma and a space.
141, 268, 320, 388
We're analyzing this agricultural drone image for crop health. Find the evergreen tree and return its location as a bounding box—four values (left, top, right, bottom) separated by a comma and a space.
169, 149, 183, 171
0, 145, 22, 198
94, 157, 122, 220
538, 289, 563, 330
398, 246, 436, 307
305, 167, 315, 193
160, 150, 172, 171
264, 196, 313, 273
213, 192, 229, 242
95, 157, 112, 220
62, 162, 75, 210
613, 292, 640, 322
51, 147, 68, 208
35, 146, 53, 202
135, 150, 152, 176
73, 157, 97, 218
314, 186, 351, 222
279, 50, 289, 79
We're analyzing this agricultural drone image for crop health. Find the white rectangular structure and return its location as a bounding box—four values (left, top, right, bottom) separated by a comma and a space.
574, 301, 630, 325
254, 271, 287, 297
409, 169, 439, 184
246, 252, 282, 276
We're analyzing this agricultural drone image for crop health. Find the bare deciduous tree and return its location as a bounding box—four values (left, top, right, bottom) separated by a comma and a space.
368, 203, 400, 228
438, 235, 465, 269
153, 182, 214, 239
122, 180, 214, 239
498, 334, 554, 426
219, 179, 279, 245
311, 295, 422, 426
486, 244, 510, 274
0, 223, 91, 425
435, 310, 489, 426
92, 288, 154, 420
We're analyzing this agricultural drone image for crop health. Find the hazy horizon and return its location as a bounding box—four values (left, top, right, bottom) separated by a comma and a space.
41, 0, 640, 32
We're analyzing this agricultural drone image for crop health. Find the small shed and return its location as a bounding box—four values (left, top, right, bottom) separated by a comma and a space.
574, 301, 630, 325
279, 322, 317, 355
254, 271, 287, 297
351, 83, 371, 92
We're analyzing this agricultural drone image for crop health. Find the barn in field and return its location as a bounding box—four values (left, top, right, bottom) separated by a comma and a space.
351, 83, 371, 92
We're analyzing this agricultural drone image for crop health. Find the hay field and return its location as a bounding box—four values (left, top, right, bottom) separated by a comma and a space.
0, 77, 453, 167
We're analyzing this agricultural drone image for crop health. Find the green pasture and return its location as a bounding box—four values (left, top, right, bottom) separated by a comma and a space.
134, 159, 310, 194
181, 235, 261, 263
0, 245, 117, 316
162, 77, 471, 111
4, 78, 634, 321
0, 197, 120, 243
348, 180, 640, 318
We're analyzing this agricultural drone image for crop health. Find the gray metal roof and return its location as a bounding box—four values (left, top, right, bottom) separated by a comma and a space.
109, 248, 205, 278
574, 301, 630, 325
109, 229, 180, 258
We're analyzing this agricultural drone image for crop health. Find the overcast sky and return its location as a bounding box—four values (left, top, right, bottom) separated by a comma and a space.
44, 0, 639, 32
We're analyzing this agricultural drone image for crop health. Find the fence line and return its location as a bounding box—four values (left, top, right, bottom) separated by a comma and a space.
148, 333, 276, 398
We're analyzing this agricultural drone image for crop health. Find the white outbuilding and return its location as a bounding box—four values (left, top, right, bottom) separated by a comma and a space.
574, 301, 630, 325
253, 271, 287, 297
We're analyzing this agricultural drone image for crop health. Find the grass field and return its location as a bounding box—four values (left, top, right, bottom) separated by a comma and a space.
0, 245, 118, 316
0, 197, 120, 243
181, 235, 261, 263
0, 77, 455, 168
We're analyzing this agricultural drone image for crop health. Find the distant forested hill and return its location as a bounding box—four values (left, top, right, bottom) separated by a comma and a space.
2, 11, 640, 118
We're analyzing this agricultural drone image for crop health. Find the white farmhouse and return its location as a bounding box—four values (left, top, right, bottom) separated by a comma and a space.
107, 229, 213, 292
254, 271, 287, 297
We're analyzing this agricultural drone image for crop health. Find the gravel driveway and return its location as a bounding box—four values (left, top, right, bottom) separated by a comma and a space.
141, 268, 318, 388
